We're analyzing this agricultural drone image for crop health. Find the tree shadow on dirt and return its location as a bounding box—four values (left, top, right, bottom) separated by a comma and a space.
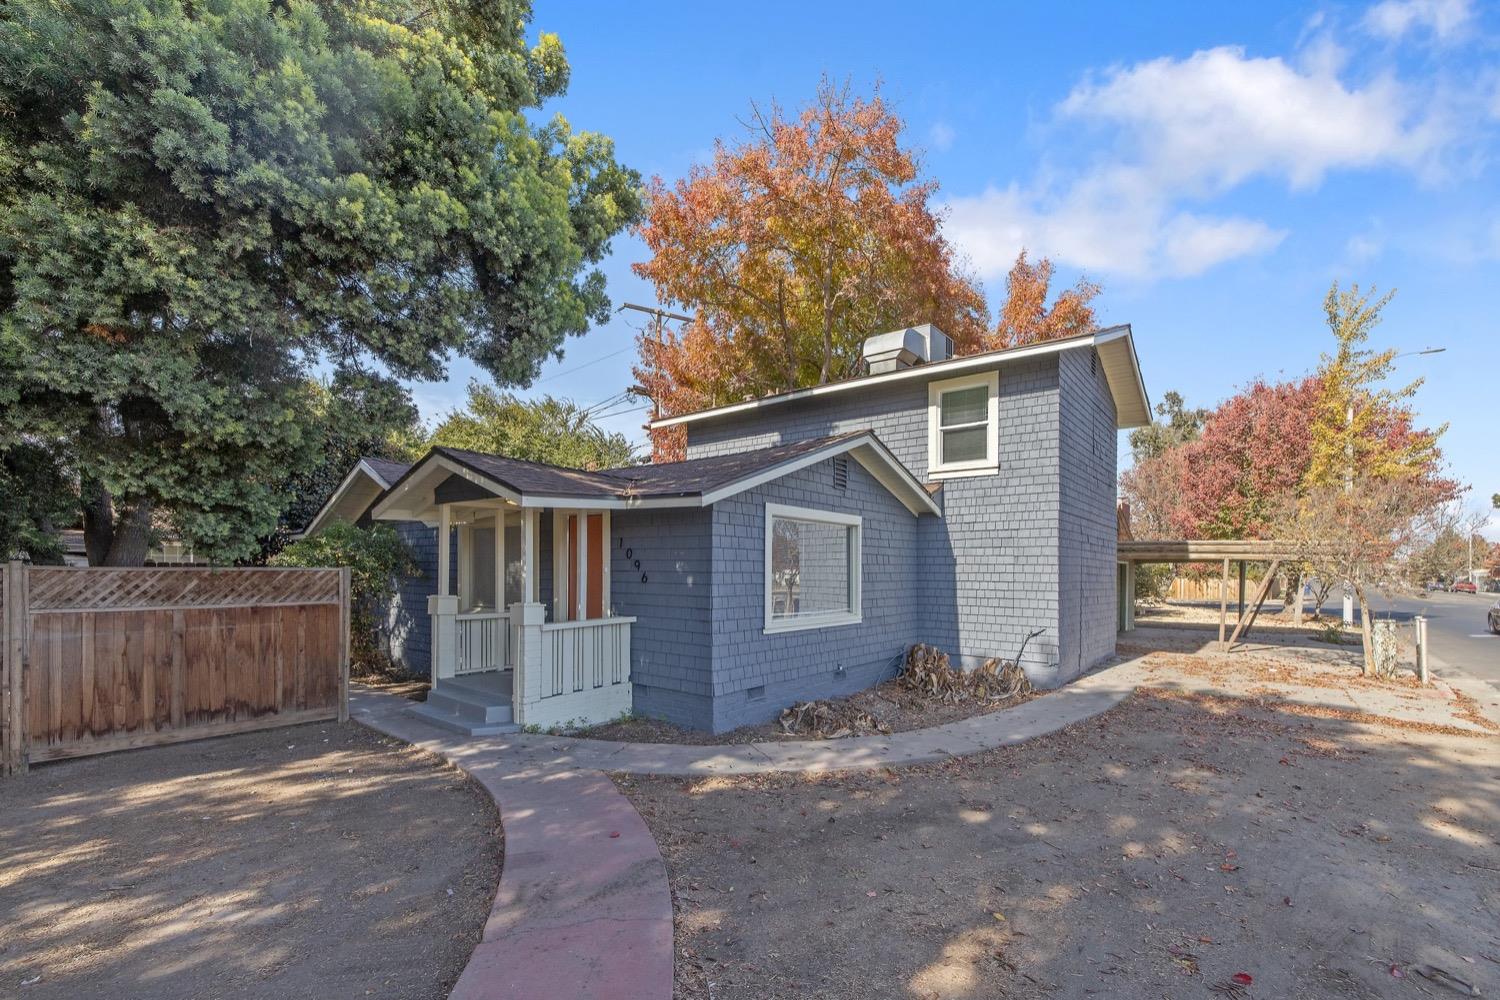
619, 692, 1500, 1000
0, 721, 501, 1000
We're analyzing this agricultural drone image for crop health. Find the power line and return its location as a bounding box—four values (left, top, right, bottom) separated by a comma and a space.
532, 345, 635, 385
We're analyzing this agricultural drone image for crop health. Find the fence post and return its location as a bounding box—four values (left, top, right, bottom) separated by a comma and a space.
1414, 615, 1428, 685
338, 566, 351, 723
3, 561, 29, 775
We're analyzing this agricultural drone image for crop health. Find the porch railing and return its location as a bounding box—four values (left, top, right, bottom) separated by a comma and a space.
456, 612, 509, 675
540, 616, 632, 699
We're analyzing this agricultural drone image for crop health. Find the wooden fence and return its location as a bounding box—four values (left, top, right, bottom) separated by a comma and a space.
1168, 574, 1283, 604
2, 563, 349, 774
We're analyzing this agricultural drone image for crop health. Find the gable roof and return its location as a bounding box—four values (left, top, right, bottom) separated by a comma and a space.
300, 456, 412, 538
648, 324, 1152, 431
371, 431, 940, 522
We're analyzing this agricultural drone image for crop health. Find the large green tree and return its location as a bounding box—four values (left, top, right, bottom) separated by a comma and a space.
266, 369, 425, 557
429, 382, 636, 469
0, 0, 640, 564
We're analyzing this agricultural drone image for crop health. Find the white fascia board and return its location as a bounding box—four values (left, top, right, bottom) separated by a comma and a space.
304, 462, 384, 537
649, 331, 1112, 430
1095, 329, 1152, 428
521, 434, 938, 517
650, 325, 1150, 433
700, 434, 939, 516
518, 494, 690, 510
370, 454, 521, 521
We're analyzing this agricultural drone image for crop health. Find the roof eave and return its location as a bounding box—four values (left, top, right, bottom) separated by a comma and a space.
649, 326, 1150, 432
302, 459, 400, 537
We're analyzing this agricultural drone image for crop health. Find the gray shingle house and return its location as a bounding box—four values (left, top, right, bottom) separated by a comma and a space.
309, 324, 1150, 734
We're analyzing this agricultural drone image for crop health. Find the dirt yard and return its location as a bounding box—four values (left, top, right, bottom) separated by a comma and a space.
618, 687, 1500, 999
577, 677, 1035, 745
0, 722, 500, 1000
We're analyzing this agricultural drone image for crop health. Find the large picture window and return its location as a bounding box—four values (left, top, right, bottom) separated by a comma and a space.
764, 503, 862, 633
927, 371, 999, 477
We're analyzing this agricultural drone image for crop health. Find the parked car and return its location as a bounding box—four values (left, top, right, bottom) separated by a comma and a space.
1490, 599, 1500, 635
1453, 580, 1478, 594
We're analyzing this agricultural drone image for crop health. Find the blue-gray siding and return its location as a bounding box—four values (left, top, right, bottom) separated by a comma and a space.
1056, 348, 1120, 682
685, 354, 1089, 683
707, 457, 920, 731
611, 507, 716, 727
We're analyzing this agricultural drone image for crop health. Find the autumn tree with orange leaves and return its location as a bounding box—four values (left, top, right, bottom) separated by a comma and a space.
633, 80, 1098, 458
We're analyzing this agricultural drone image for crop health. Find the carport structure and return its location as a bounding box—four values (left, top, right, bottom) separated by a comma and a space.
1119, 539, 1312, 652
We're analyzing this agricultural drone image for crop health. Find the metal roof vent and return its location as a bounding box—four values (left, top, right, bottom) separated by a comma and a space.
861, 323, 953, 374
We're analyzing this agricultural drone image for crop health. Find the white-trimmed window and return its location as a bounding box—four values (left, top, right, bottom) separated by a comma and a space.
764, 503, 862, 633
928, 371, 998, 477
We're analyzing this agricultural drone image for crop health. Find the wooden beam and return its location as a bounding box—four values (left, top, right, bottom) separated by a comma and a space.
1218, 558, 1230, 648
1225, 559, 1282, 652
1118, 539, 1331, 563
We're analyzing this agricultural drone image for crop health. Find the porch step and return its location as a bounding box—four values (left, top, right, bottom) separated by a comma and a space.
408, 670, 517, 736
406, 701, 519, 737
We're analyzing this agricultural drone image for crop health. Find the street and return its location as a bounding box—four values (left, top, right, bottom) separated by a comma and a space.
1328, 589, 1500, 690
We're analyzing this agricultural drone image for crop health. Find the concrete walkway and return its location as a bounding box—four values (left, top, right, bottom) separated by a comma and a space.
348, 658, 1143, 1000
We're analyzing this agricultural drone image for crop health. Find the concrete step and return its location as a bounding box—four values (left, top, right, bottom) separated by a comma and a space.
427, 687, 513, 725
406, 701, 519, 737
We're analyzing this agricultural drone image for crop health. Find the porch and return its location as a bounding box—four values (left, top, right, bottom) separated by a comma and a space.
383, 489, 635, 735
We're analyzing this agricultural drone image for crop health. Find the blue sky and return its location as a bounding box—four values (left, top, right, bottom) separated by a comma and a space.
414, 0, 1500, 535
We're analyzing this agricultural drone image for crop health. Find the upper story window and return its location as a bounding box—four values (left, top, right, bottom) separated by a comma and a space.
764, 503, 862, 634
927, 371, 999, 478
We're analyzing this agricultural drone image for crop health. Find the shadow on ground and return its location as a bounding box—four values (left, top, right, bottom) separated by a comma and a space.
618, 692, 1500, 999
0, 722, 500, 1000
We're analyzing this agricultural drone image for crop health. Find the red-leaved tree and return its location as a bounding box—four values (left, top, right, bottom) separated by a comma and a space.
631, 82, 1100, 460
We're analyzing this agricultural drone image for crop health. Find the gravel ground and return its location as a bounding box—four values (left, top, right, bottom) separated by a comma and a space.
618, 685, 1500, 999
0, 722, 501, 1000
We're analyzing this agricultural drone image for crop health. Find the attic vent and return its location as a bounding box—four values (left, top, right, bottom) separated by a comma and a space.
832, 456, 849, 490
1091, 349, 1098, 376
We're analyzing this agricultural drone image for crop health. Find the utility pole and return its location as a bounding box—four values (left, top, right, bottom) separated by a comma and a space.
618, 302, 694, 421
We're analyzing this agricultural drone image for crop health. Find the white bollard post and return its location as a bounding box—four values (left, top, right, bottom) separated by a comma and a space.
1414, 615, 1428, 685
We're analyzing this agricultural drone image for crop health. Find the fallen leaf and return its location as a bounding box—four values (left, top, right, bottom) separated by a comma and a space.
1232, 972, 1253, 985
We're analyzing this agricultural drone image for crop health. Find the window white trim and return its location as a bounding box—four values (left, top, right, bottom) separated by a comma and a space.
927, 371, 999, 478
763, 502, 863, 634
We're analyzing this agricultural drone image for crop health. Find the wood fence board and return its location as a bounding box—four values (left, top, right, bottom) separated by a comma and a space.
1, 566, 349, 773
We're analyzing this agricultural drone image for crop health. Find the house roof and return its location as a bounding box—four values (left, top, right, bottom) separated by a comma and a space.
371, 431, 941, 522
299, 456, 413, 538
648, 324, 1152, 431
361, 457, 413, 488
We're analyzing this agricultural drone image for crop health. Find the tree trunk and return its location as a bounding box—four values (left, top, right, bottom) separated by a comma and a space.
104, 500, 154, 566
1353, 581, 1375, 676
80, 477, 154, 566
80, 475, 115, 565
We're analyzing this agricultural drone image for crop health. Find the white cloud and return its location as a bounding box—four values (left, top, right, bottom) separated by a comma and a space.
944, 45, 1448, 281
1363, 0, 1473, 41
928, 122, 956, 152
1057, 47, 1441, 190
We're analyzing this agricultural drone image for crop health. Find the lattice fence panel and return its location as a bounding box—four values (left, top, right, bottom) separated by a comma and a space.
27, 567, 342, 612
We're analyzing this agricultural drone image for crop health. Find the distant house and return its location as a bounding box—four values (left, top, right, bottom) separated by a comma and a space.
53, 529, 208, 567
308, 323, 1150, 734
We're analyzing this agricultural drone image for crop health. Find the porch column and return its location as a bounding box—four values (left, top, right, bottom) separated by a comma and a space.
509, 600, 546, 727
429, 503, 459, 686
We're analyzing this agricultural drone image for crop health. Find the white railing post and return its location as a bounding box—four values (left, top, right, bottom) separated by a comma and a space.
428, 594, 460, 687
510, 601, 546, 726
